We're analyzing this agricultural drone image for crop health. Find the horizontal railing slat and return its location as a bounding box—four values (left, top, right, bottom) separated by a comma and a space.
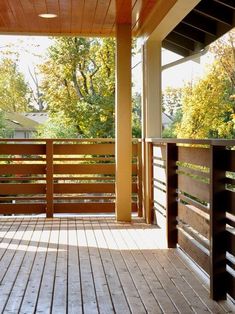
0, 203, 45, 214
0, 144, 46, 155
0, 183, 45, 194
178, 146, 210, 168
0, 164, 46, 175
178, 202, 209, 239
53, 164, 137, 175
54, 143, 115, 155
178, 174, 210, 203
178, 228, 210, 274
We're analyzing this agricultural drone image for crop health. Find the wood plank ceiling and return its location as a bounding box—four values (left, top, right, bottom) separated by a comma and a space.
0, 0, 160, 36
163, 0, 235, 57
0, 0, 234, 57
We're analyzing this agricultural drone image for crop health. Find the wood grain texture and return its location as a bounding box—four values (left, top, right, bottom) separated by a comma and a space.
0, 140, 140, 216
0, 0, 169, 36
178, 173, 210, 203
178, 202, 209, 239
178, 228, 210, 274
0, 217, 233, 313
178, 146, 210, 168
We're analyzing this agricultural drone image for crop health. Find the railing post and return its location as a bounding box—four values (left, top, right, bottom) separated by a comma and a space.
46, 139, 54, 218
210, 145, 227, 300
166, 143, 178, 248
137, 141, 143, 217
145, 141, 153, 224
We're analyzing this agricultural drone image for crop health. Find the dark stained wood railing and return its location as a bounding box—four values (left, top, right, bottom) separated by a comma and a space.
0, 138, 141, 217
146, 138, 235, 301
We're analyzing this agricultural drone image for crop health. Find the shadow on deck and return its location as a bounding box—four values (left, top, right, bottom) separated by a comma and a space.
0, 216, 234, 313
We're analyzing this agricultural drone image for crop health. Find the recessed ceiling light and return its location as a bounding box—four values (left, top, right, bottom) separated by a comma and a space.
39, 13, 57, 19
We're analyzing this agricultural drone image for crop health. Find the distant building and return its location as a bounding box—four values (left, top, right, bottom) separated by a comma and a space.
5, 112, 48, 139
162, 112, 173, 130
23, 112, 48, 124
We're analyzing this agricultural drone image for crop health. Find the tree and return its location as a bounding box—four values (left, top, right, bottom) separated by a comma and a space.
0, 111, 13, 138
210, 30, 235, 94
40, 37, 115, 138
36, 112, 78, 138
175, 63, 234, 138
162, 108, 182, 138
28, 67, 45, 111
132, 93, 141, 138
0, 58, 31, 112
162, 86, 183, 116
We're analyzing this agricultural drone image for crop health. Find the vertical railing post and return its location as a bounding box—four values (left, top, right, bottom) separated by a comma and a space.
210, 145, 227, 300
46, 139, 54, 218
137, 141, 143, 217
145, 141, 153, 224
166, 143, 178, 248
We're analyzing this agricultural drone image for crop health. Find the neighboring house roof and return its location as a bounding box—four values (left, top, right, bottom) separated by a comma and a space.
5, 112, 40, 131
162, 113, 173, 126
23, 112, 48, 124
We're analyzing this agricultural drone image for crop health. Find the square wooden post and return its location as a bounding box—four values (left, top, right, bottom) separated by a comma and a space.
137, 141, 143, 217
166, 143, 178, 248
210, 145, 227, 300
115, 23, 132, 222
145, 141, 153, 224
46, 139, 54, 218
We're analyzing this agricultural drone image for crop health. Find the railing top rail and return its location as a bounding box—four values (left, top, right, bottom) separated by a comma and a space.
146, 138, 235, 146
0, 138, 115, 142
0, 138, 140, 143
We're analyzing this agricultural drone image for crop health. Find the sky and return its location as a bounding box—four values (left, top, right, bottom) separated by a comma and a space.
0, 34, 211, 94
0, 35, 52, 90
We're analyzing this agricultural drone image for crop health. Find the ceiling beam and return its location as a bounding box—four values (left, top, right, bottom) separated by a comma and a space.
162, 40, 190, 57
173, 24, 205, 44
213, 0, 235, 10
194, 1, 233, 26
166, 32, 196, 51
182, 11, 217, 36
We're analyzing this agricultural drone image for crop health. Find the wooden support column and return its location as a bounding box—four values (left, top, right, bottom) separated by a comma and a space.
145, 141, 153, 224
46, 139, 54, 218
142, 39, 162, 223
210, 145, 227, 300
137, 141, 143, 217
115, 23, 132, 222
143, 39, 162, 139
166, 143, 178, 248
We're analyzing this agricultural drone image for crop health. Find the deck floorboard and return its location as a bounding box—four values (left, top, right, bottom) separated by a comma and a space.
0, 216, 234, 314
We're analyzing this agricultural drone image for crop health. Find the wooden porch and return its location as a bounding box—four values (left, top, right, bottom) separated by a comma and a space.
0, 215, 234, 314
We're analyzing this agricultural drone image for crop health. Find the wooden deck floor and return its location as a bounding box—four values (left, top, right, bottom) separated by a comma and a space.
0, 216, 234, 314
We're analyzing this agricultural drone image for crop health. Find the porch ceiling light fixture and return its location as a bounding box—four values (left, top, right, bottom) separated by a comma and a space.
38, 13, 58, 18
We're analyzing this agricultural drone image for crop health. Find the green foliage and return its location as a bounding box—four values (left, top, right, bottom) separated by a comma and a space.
162, 109, 182, 138
175, 63, 234, 139
40, 37, 115, 138
39, 37, 141, 139
0, 111, 13, 138
132, 93, 141, 138
163, 30, 235, 140
36, 112, 78, 138
162, 86, 182, 116
0, 58, 31, 112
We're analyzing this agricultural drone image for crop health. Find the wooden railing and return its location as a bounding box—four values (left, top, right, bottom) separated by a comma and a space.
145, 138, 235, 301
0, 138, 142, 217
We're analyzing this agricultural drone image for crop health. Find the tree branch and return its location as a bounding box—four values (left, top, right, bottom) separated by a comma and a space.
72, 68, 84, 99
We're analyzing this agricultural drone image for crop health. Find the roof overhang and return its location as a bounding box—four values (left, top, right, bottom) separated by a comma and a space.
0, 1, 234, 56
162, 0, 235, 57
0, 0, 177, 37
